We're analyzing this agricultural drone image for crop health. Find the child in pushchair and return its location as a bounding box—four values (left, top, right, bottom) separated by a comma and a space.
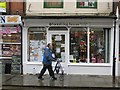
53, 58, 64, 81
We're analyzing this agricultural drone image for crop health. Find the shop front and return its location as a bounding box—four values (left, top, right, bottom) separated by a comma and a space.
23, 16, 118, 75
0, 15, 22, 74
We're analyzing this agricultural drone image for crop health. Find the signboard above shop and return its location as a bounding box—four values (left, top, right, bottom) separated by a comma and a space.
0, 15, 22, 25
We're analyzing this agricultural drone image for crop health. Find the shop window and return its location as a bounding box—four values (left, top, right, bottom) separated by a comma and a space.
70, 28, 87, 63
90, 28, 110, 63
69, 27, 110, 63
0, 26, 21, 56
0, 26, 21, 74
28, 27, 47, 62
44, 0, 63, 8
76, 0, 97, 8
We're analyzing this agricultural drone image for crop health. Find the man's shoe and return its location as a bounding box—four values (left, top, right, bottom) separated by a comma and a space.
52, 77, 57, 80
38, 77, 44, 80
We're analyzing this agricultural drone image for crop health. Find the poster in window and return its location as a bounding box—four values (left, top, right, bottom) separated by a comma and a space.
30, 40, 46, 62
30, 40, 39, 61
0, 2, 6, 12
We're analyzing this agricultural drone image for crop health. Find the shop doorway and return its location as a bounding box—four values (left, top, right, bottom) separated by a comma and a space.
48, 30, 68, 73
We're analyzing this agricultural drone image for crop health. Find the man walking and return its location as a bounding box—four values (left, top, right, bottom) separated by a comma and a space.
38, 43, 57, 80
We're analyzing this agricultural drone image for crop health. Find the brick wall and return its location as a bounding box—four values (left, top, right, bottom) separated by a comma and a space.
6, 1, 26, 16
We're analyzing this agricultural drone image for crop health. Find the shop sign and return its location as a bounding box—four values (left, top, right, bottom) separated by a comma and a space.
49, 22, 88, 26
0, 15, 21, 24
0, 2, 6, 12
0, 26, 20, 35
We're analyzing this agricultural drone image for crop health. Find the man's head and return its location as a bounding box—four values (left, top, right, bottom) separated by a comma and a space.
47, 43, 52, 49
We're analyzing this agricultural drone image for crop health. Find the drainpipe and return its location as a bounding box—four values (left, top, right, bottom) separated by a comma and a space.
113, 0, 115, 14
19, 23, 23, 75
113, 18, 116, 79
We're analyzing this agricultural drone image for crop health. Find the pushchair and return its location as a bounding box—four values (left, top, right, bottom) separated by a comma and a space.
54, 58, 64, 81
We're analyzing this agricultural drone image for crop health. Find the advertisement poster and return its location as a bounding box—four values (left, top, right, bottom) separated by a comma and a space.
30, 40, 46, 62
0, 2, 6, 12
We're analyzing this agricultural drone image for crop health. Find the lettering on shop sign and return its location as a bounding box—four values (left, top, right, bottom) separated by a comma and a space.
7, 16, 19, 23
49, 22, 88, 26
0, 15, 21, 24
1, 16, 5, 23
0, 27, 20, 35
49, 22, 68, 26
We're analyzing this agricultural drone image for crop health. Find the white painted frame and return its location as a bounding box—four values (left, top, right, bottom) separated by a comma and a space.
47, 30, 69, 73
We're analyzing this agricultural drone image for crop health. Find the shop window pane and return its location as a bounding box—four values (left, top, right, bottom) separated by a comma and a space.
77, 0, 97, 8
0, 27, 21, 43
70, 28, 87, 63
28, 27, 46, 62
44, 0, 63, 8
0, 26, 21, 57
90, 28, 109, 63
69, 27, 110, 64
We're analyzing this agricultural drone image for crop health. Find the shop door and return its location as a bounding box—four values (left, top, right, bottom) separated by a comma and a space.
48, 31, 68, 73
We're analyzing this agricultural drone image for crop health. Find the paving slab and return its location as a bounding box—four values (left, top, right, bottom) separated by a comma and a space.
1, 74, 120, 90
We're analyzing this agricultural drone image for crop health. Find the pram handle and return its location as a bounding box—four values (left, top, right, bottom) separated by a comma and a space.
52, 58, 62, 62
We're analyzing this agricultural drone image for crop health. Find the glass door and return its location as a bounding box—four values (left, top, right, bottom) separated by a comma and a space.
52, 34, 65, 62
48, 31, 68, 73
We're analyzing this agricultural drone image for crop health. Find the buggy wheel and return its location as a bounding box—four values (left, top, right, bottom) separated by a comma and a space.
59, 74, 64, 81
59, 70, 64, 81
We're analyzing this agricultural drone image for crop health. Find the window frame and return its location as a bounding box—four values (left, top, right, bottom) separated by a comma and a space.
69, 27, 110, 64
44, 0, 64, 8
76, 0, 97, 9
27, 27, 47, 62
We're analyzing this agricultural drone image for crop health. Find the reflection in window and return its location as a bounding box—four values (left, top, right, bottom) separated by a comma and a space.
28, 27, 46, 62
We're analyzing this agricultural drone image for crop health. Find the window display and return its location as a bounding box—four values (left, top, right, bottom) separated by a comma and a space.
0, 26, 21, 74
70, 28, 87, 63
28, 27, 46, 62
0, 26, 21, 56
0, 27, 21, 43
2, 44, 21, 56
90, 29, 107, 63
69, 27, 110, 63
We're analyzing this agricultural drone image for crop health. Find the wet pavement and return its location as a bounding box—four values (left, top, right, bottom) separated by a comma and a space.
1, 74, 120, 90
